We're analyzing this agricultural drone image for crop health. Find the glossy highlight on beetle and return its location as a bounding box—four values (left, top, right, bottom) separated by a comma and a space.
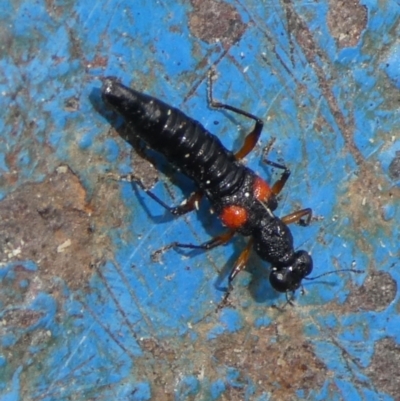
101, 74, 314, 299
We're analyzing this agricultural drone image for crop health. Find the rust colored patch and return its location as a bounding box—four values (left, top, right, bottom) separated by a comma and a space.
327, 0, 368, 49
188, 0, 246, 47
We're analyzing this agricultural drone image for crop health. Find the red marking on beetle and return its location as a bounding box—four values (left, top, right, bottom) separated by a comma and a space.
220, 205, 248, 228
253, 176, 272, 202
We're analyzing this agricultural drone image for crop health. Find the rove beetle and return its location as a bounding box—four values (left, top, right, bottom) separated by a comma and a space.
101, 72, 359, 303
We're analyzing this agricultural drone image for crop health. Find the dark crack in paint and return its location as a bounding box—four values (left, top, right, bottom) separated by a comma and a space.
188, 0, 246, 47
327, 0, 368, 49
389, 150, 400, 181
345, 271, 397, 312
364, 337, 400, 399
63, 96, 80, 112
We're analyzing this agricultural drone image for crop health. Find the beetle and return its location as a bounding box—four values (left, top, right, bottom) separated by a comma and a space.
101, 73, 315, 301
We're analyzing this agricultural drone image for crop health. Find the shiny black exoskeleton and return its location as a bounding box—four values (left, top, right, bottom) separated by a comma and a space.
101, 76, 313, 296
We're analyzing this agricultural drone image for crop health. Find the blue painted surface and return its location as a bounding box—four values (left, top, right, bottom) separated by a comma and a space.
1, 0, 400, 400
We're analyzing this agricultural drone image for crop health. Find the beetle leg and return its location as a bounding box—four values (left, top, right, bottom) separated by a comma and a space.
107, 172, 203, 216
166, 230, 235, 251
208, 70, 264, 161
218, 239, 254, 309
260, 159, 291, 196
282, 208, 312, 226
151, 230, 236, 262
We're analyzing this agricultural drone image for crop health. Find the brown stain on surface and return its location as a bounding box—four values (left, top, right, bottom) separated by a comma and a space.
327, 0, 368, 49
345, 271, 397, 312
0, 166, 94, 290
0, 165, 134, 398
130, 311, 328, 400
188, 0, 246, 47
0, 165, 126, 292
1, 309, 43, 329
364, 337, 400, 399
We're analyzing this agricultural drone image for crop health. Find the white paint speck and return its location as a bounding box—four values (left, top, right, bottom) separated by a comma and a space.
12, 248, 21, 257
165, 273, 175, 281
56, 165, 68, 174
57, 239, 72, 253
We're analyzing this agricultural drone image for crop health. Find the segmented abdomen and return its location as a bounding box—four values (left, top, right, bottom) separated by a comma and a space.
102, 77, 246, 197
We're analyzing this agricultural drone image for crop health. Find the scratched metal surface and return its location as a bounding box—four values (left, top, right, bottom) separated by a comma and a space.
1, 1, 400, 400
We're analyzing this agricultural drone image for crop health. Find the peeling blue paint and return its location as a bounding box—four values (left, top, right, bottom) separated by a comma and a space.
210, 379, 225, 399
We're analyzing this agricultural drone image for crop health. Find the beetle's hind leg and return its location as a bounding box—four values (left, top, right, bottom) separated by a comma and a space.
107, 172, 204, 216
152, 230, 236, 261
208, 69, 264, 161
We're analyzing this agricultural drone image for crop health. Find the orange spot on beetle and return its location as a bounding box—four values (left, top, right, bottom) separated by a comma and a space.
253, 176, 272, 201
220, 205, 248, 229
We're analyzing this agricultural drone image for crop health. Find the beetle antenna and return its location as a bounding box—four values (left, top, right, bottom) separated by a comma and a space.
304, 268, 364, 281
